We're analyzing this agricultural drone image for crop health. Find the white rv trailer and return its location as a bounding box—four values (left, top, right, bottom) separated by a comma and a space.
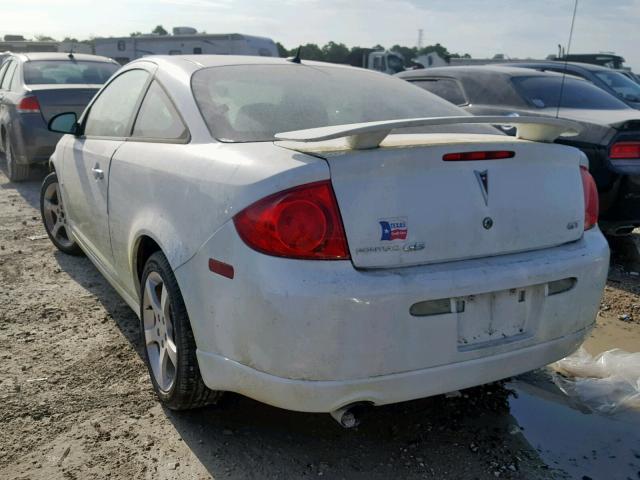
94, 32, 279, 65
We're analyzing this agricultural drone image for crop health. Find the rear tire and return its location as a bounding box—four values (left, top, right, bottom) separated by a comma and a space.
5, 140, 30, 182
140, 251, 223, 410
40, 172, 83, 255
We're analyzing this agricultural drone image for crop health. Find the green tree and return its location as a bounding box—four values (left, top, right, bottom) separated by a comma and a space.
129, 31, 143, 37
390, 44, 417, 63
152, 25, 168, 36
321, 41, 350, 64
418, 43, 451, 59
298, 43, 323, 61
346, 46, 369, 67
276, 42, 289, 58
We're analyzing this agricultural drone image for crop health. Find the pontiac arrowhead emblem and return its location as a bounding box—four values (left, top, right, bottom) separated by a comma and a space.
474, 170, 489, 206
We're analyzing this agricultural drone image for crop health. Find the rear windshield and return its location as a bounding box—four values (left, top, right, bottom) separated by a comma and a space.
593, 71, 640, 102
512, 76, 629, 110
409, 78, 468, 106
24, 60, 119, 85
192, 64, 487, 142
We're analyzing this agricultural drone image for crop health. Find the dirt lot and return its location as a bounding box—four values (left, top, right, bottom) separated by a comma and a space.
1, 165, 639, 480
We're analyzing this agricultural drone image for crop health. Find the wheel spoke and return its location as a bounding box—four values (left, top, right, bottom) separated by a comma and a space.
160, 345, 172, 387
51, 221, 63, 238
144, 278, 162, 316
160, 283, 170, 320
55, 184, 63, 207
166, 338, 177, 367
144, 323, 161, 346
43, 198, 55, 213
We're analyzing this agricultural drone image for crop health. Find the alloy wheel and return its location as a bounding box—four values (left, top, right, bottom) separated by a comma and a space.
42, 181, 74, 249
142, 271, 177, 392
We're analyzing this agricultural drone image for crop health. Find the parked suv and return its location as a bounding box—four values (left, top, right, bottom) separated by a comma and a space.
0, 52, 119, 181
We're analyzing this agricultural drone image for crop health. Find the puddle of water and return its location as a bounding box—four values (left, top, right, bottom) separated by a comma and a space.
508, 372, 640, 480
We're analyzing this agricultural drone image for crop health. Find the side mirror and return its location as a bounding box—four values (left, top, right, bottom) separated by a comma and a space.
48, 112, 79, 135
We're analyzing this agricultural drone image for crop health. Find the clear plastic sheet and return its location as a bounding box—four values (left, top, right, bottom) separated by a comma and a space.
551, 347, 640, 414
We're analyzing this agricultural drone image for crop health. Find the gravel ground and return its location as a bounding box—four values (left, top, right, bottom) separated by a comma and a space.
1, 165, 638, 480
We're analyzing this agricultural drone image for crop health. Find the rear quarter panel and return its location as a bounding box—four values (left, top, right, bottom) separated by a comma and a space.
107, 140, 328, 301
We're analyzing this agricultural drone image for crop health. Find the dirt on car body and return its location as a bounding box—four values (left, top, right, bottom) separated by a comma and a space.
1, 167, 639, 480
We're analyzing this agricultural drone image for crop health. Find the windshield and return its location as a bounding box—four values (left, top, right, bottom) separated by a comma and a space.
594, 71, 640, 102
512, 75, 630, 110
192, 64, 478, 142
24, 60, 119, 85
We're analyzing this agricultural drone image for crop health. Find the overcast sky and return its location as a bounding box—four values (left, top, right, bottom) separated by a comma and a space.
3, 0, 640, 70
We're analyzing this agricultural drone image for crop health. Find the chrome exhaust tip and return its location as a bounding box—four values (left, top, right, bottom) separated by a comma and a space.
329, 403, 370, 428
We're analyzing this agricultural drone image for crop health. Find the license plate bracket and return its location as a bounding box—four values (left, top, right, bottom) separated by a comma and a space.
456, 286, 539, 350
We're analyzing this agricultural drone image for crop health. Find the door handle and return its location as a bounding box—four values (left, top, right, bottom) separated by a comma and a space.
91, 164, 104, 180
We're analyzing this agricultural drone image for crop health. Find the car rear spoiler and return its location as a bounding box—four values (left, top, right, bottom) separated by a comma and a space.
275, 115, 583, 150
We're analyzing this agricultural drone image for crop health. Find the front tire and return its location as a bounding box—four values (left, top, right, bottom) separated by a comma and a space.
5, 139, 30, 182
140, 251, 222, 410
40, 172, 83, 255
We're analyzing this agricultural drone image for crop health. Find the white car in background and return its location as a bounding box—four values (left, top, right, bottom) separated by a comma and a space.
41, 55, 609, 424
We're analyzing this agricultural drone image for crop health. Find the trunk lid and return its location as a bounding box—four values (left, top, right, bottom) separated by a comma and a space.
28, 84, 100, 122
280, 134, 585, 268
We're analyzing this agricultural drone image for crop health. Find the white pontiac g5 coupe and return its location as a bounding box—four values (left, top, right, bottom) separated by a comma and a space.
41, 55, 609, 422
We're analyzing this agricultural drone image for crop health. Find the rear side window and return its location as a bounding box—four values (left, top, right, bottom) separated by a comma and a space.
594, 71, 640, 102
132, 81, 187, 140
84, 69, 150, 137
512, 76, 629, 110
410, 78, 467, 106
23, 60, 119, 85
0, 61, 16, 90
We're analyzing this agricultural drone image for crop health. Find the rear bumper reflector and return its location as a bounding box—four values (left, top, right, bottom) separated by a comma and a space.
547, 277, 576, 296
208, 258, 234, 279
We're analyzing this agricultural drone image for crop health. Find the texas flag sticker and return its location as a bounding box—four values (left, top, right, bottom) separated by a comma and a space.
379, 217, 408, 241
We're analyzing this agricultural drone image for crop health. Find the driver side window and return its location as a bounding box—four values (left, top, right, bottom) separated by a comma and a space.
84, 69, 149, 137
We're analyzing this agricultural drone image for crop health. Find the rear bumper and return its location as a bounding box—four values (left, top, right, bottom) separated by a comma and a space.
197, 327, 587, 412
9, 113, 61, 165
177, 226, 609, 412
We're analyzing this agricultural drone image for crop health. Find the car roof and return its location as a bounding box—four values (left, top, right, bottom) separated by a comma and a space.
397, 65, 567, 79
129, 54, 361, 72
497, 61, 616, 72
10, 52, 118, 64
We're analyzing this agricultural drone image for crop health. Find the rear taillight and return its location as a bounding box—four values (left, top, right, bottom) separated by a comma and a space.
580, 166, 598, 231
233, 180, 350, 260
17, 96, 41, 113
610, 141, 640, 159
443, 150, 515, 161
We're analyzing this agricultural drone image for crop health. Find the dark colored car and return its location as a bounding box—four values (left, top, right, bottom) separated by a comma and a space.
0, 52, 120, 181
397, 65, 640, 236
501, 61, 640, 109
618, 70, 640, 85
